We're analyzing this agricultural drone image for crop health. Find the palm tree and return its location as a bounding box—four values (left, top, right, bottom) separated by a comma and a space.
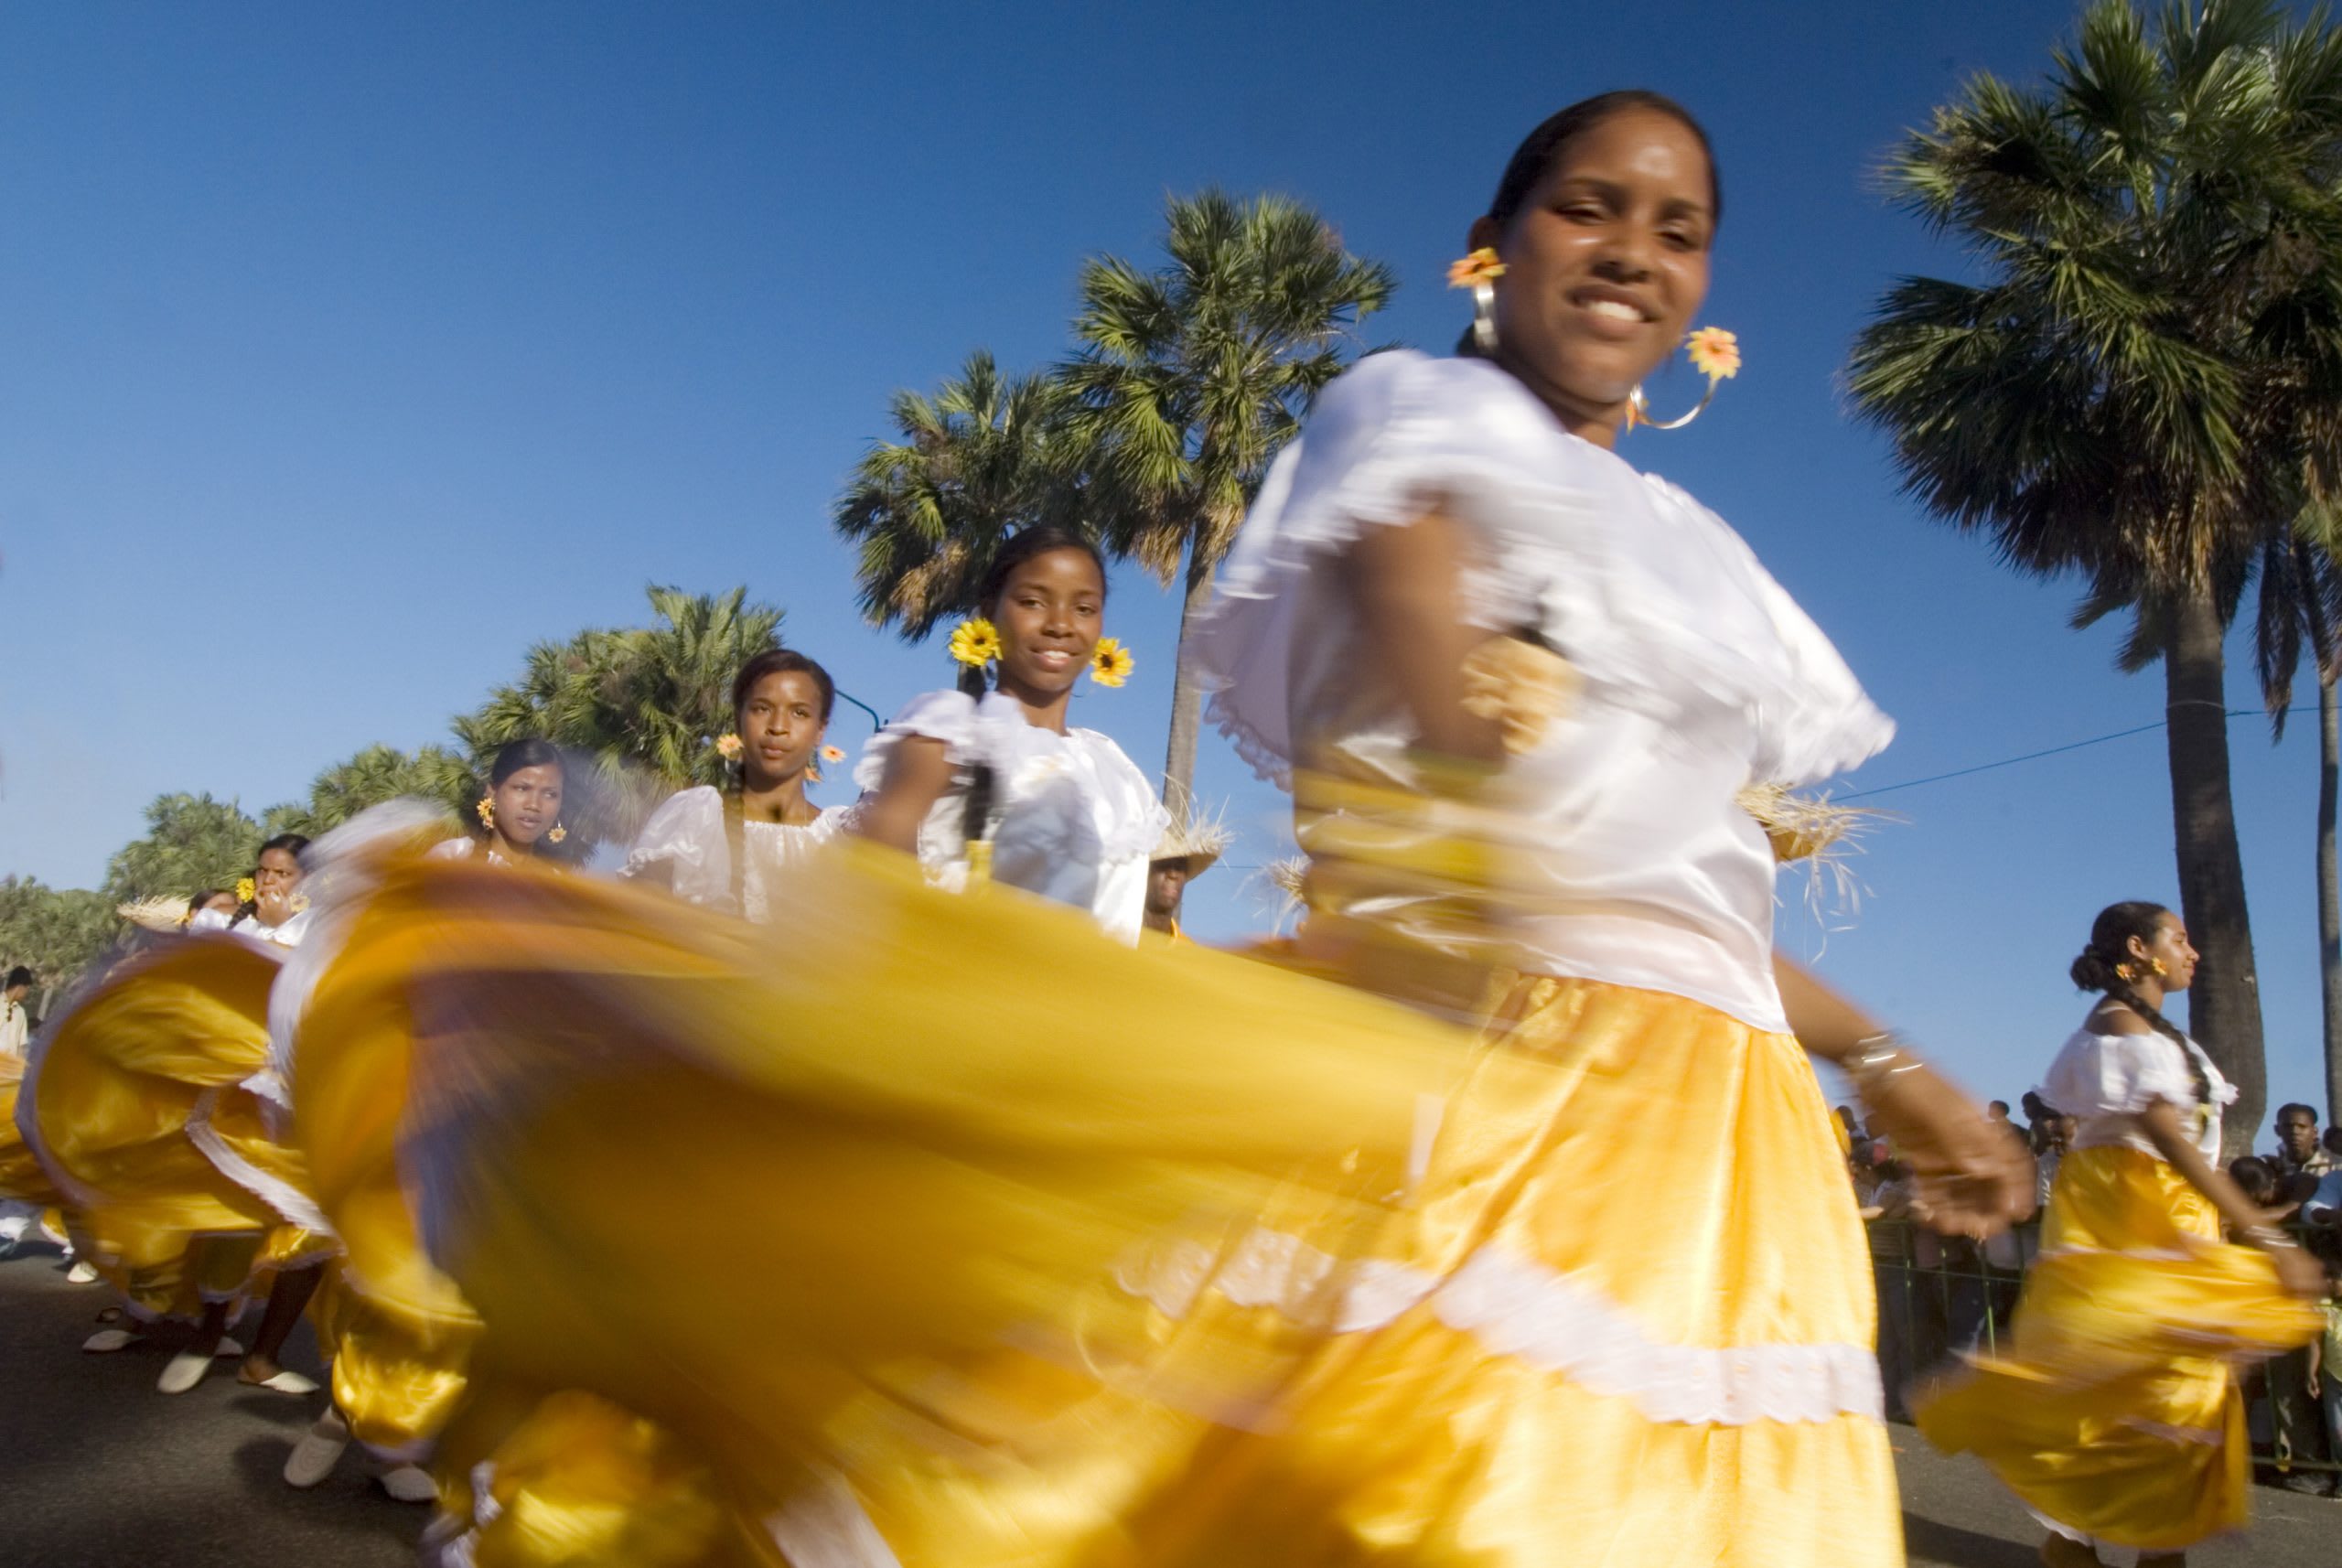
1847, 0, 2342, 1150
0, 875, 120, 991
1062, 190, 1393, 811
102, 792, 263, 903
833, 350, 1087, 640
458, 585, 786, 843
263, 744, 475, 839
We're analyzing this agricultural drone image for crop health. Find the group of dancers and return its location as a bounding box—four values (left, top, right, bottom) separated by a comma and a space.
3, 91, 2327, 1568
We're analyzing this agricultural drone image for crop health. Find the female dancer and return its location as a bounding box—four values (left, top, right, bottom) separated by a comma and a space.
1919, 902, 2321, 1565
850, 525, 1166, 941
626, 649, 843, 919
187, 832, 315, 944
296, 93, 2025, 1568
437, 739, 570, 865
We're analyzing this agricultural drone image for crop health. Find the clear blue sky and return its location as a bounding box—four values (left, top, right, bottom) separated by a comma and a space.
1, 1, 2332, 1127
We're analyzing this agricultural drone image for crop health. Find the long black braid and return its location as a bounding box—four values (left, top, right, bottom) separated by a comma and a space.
953, 527, 1106, 857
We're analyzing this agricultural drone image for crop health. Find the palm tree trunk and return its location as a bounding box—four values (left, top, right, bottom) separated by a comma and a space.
1159, 553, 1217, 817
2319, 670, 2342, 1125
2164, 582, 2265, 1156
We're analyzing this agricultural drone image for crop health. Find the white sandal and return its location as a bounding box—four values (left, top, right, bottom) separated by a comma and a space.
242, 1369, 320, 1395
157, 1348, 216, 1394
284, 1410, 351, 1488
378, 1464, 437, 1504
81, 1327, 140, 1353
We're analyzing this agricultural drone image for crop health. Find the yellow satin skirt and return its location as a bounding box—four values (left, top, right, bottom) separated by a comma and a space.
26, 938, 328, 1316
310, 840, 1894, 1568
0, 1054, 61, 1208
1918, 1144, 2320, 1554
1058, 974, 1901, 1568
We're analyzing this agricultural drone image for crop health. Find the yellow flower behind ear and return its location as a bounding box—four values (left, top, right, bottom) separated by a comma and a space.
234, 876, 257, 905
1446, 247, 1508, 288
949, 618, 1002, 669
820, 745, 845, 764
714, 734, 743, 760
1090, 638, 1133, 688
1685, 327, 1740, 382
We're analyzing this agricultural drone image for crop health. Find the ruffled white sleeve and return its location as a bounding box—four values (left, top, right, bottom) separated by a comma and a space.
2040, 1030, 2197, 1122
1187, 350, 1893, 788
851, 690, 981, 793
1188, 353, 1562, 776
1681, 493, 1895, 787
624, 787, 732, 909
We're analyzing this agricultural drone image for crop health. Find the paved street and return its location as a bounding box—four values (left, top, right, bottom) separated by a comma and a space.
3, 1243, 2336, 1565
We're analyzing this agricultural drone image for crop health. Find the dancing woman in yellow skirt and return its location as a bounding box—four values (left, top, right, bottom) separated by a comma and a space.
21, 931, 333, 1392
1918, 903, 2322, 1566
305, 92, 2036, 1568
273, 746, 579, 1501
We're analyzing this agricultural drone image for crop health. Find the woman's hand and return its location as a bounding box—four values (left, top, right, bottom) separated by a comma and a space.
1859, 1059, 2033, 1238
2262, 1240, 2326, 1302
253, 886, 298, 929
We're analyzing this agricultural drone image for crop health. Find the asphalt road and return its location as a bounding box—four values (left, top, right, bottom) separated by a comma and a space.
3, 1243, 2336, 1566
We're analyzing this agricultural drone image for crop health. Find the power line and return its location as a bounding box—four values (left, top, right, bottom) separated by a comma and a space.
1840, 708, 2267, 801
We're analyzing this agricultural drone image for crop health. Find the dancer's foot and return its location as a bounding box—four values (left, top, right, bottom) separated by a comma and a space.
237, 1355, 318, 1394
157, 1346, 218, 1393
65, 1260, 99, 1283
284, 1410, 351, 1488
378, 1464, 437, 1504
2040, 1537, 2100, 1568
81, 1327, 141, 1353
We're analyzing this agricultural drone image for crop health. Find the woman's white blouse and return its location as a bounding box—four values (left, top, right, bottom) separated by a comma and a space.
851, 689, 1168, 943
625, 787, 842, 924
1188, 350, 1893, 1032
192, 905, 312, 948
2040, 1026, 2232, 1161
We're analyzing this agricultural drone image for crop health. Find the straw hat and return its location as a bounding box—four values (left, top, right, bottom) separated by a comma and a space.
1150, 803, 1232, 879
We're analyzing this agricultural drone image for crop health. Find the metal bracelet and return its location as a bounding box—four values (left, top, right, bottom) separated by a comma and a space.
1844, 1032, 1925, 1102
2243, 1224, 2300, 1251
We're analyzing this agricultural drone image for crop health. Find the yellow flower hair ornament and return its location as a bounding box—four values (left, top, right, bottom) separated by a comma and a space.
234, 876, 257, 905
547, 824, 568, 844
476, 795, 496, 830
714, 734, 743, 761
1090, 638, 1133, 688
949, 618, 1002, 670
1628, 326, 1738, 432
808, 745, 847, 785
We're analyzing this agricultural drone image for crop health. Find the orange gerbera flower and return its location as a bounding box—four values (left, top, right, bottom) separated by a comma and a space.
1445, 247, 1508, 288
1685, 327, 1741, 382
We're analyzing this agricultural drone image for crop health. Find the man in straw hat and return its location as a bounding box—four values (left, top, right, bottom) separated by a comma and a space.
1142, 808, 1230, 942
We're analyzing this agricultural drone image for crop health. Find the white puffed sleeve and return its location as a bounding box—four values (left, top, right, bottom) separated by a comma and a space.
850, 689, 981, 794
624, 787, 733, 909
2040, 1030, 2197, 1123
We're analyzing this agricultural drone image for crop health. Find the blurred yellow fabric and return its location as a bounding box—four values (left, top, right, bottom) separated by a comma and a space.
27, 938, 324, 1316
300, 837, 1897, 1567
1918, 1144, 2321, 1554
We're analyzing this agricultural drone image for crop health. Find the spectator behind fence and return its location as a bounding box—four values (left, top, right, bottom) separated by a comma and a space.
2273, 1102, 2337, 1179
1, 966, 31, 1059
2032, 1108, 2075, 1216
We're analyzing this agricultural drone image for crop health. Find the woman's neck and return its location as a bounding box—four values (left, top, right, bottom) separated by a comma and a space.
1492, 349, 1626, 450
740, 770, 817, 826
992, 674, 1073, 736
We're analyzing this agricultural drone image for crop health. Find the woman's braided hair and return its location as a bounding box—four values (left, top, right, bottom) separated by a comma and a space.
2069, 900, 2212, 1117
952, 527, 1106, 853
